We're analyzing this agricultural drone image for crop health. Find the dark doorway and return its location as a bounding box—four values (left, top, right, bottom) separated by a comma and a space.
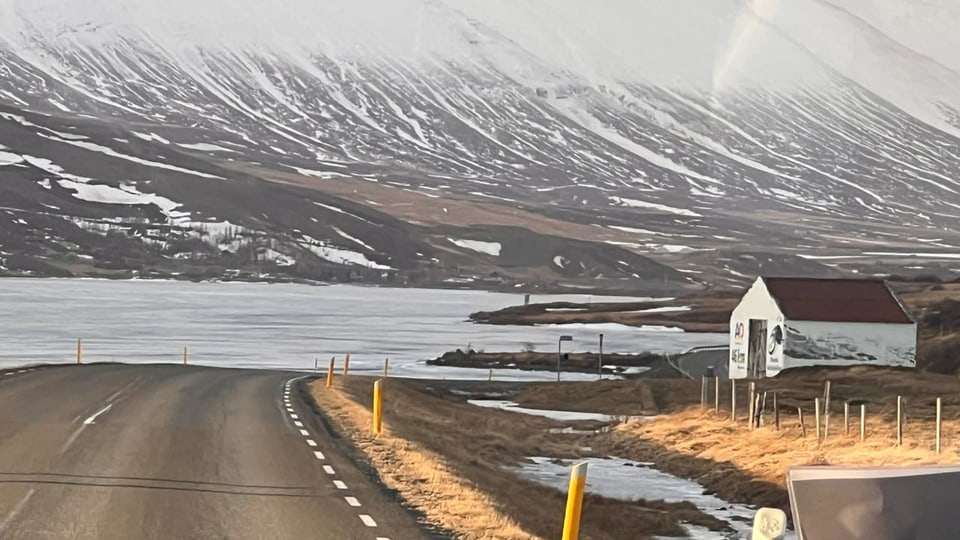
748, 319, 768, 378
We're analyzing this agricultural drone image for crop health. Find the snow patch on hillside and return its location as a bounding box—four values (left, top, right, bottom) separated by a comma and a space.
449, 238, 501, 257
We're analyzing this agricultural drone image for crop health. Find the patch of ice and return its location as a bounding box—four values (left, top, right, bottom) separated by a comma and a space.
449, 238, 502, 256
610, 197, 701, 218
294, 167, 351, 179
631, 306, 691, 314
515, 457, 756, 538
467, 400, 615, 422
536, 322, 683, 333
863, 251, 960, 260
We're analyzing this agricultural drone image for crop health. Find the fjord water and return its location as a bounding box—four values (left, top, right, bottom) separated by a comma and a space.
0, 278, 725, 378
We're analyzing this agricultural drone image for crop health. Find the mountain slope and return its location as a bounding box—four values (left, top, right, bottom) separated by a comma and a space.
1, 0, 959, 290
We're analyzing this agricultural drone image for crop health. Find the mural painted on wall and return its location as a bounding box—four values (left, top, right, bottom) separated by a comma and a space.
783, 323, 916, 366
767, 324, 784, 366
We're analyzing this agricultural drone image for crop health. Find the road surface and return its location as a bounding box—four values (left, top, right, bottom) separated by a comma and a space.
0, 363, 432, 539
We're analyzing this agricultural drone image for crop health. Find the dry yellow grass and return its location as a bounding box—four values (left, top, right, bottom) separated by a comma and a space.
598, 404, 960, 511
310, 379, 540, 540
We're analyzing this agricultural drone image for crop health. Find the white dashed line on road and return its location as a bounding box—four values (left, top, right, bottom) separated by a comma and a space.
83, 403, 113, 425
293, 420, 303, 428
344, 496, 361, 507
0, 489, 36, 534
313, 451, 325, 460
323, 465, 335, 475
290, 414, 298, 420
286, 408, 294, 413
359, 515, 377, 527
333, 480, 347, 490
306, 439, 317, 447
299, 429, 309, 436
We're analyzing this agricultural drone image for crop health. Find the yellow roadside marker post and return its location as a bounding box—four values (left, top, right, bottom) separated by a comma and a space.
561, 462, 589, 540
373, 379, 384, 434
384, 358, 389, 378
343, 354, 351, 378
326, 357, 335, 388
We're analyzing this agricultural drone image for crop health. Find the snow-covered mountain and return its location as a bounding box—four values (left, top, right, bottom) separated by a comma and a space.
1, 0, 959, 289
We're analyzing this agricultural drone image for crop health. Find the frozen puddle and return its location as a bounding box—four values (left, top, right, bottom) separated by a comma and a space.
467, 400, 618, 422
514, 457, 756, 539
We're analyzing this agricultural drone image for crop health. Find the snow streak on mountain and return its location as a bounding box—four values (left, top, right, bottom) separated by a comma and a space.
0, 0, 959, 289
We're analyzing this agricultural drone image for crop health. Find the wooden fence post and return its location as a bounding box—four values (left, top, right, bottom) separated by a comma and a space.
844, 402, 850, 437
815, 398, 821, 443
747, 382, 756, 428
897, 396, 903, 447
823, 381, 832, 440
701, 376, 707, 409
774, 393, 780, 431
731, 380, 737, 422
714, 376, 720, 414
860, 404, 866, 442
936, 397, 942, 455
798, 408, 806, 437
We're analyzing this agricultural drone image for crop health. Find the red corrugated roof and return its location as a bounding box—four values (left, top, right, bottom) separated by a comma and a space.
761, 277, 914, 324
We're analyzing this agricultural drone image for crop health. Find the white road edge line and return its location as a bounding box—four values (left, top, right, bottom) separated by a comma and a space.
299, 429, 310, 436
323, 465, 335, 475
83, 403, 113, 425
345, 496, 361, 507
376, 537, 391, 540
306, 439, 317, 447
0, 489, 35, 533
313, 451, 325, 460
333, 480, 347, 490
359, 514, 377, 527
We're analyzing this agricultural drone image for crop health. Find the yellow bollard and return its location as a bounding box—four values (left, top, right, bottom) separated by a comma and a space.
77, 338, 82, 365
183, 346, 188, 365
373, 379, 384, 434
384, 358, 390, 378
562, 462, 589, 540
343, 354, 351, 378
326, 357, 335, 388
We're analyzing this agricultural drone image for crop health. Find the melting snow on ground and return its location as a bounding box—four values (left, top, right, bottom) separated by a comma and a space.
467, 400, 619, 422
177, 142, 238, 153
299, 234, 390, 269
449, 238, 502, 256
515, 457, 759, 539
610, 196, 702, 218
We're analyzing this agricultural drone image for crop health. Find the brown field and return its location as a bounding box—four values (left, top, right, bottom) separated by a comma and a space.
309, 376, 732, 540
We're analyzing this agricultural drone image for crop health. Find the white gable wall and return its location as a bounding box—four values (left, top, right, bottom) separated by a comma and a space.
783, 320, 917, 369
729, 277, 784, 378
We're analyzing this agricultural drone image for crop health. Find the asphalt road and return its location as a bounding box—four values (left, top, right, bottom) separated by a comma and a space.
0, 363, 432, 539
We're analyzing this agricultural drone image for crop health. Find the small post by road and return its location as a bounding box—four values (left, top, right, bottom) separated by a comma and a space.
384, 358, 390, 378
372, 379, 384, 434
314, 357, 319, 373
557, 335, 573, 382
936, 397, 942, 454
798, 407, 806, 437
343, 354, 351, 378
488, 368, 493, 382
860, 404, 866, 442
77, 338, 82, 365
823, 381, 832, 439
747, 382, 756, 429
326, 357, 335, 388
897, 396, 903, 447
598, 333, 604, 381
774, 393, 780, 431
844, 402, 850, 437
183, 346, 188, 365
701, 376, 707, 409
815, 398, 821, 443
731, 380, 737, 422
714, 376, 720, 414
561, 462, 589, 540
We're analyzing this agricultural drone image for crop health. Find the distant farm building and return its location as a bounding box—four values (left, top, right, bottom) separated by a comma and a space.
729, 277, 917, 378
